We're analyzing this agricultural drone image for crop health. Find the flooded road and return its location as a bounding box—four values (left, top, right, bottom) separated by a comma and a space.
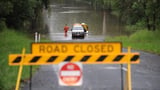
44, 0, 125, 41
21, 1, 160, 90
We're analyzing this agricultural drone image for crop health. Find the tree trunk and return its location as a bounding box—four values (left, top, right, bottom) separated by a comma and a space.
152, 2, 156, 31
142, 0, 151, 31
146, 16, 151, 30
152, 12, 156, 31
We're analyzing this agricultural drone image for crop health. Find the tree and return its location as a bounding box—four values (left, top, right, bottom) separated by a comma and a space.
0, 0, 13, 30
0, 0, 50, 31
138, 0, 160, 31
112, 0, 160, 31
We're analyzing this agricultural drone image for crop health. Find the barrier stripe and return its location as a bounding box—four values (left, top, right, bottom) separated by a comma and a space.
97, 55, 108, 62
64, 56, 74, 62
30, 56, 41, 63
131, 55, 139, 61
80, 56, 91, 62
47, 56, 58, 62
13, 56, 21, 63
113, 55, 124, 62
9, 53, 140, 65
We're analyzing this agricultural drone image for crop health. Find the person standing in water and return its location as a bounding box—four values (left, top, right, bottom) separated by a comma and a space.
64, 24, 69, 37
81, 23, 88, 33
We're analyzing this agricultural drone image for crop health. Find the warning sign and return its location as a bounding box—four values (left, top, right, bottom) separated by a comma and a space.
32, 42, 121, 54
58, 62, 83, 86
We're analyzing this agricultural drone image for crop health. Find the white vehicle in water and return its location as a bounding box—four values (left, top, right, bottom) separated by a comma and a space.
71, 23, 85, 38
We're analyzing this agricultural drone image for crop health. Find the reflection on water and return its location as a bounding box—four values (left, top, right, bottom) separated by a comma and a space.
44, 0, 126, 41
49, 32, 106, 42
60, 10, 89, 14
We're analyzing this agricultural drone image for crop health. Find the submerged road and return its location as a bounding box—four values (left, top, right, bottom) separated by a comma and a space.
20, 1, 160, 89
22, 33, 160, 90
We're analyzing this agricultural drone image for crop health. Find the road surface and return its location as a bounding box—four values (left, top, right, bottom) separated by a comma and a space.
21, 33, 160, 90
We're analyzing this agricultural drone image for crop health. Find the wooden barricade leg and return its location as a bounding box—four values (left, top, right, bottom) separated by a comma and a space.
127, 47, 132, 90
124, 47, 132, 90
15, 48, 26, 90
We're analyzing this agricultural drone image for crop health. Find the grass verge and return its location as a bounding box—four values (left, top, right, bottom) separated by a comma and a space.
0, 29, 37, 89
106, 29, 160, 54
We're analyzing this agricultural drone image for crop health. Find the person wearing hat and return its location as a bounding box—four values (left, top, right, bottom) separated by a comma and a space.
81, 23, 88, 33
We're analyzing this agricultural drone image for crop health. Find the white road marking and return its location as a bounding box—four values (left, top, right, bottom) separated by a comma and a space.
122, 67, 128, 71
103, 66, 128, 72
103, 66, 120, 70
136, 69, 147, 74
52, 65, 59, 76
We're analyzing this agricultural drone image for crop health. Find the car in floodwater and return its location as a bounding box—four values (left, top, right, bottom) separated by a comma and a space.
71, 23, 85, 38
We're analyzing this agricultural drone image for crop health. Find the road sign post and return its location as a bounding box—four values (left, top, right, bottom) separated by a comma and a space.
59, 62, 82, 86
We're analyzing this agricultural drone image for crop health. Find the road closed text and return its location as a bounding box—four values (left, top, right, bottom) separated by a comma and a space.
73, 44, 113, 53
32, 43, 121, 54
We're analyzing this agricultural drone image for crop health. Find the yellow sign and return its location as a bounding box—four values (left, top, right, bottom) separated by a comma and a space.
32, 42, 122, 54
9, 53, 139, 65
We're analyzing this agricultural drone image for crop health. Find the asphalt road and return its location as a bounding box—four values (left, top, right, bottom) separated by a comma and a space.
21, 33, 160, 90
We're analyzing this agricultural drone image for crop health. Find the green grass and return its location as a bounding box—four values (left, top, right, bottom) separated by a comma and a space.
0, 29, 36, 90
106, 29, 160, 54
1, 28, 159, 89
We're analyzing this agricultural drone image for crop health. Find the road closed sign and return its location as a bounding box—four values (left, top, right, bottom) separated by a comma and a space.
58, 62, 83, 86
32, 42, 121, 54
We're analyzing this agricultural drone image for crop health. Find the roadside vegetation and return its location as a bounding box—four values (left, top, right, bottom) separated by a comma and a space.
84, 0, 160, 31
0, 0, 49, 32
106, 29, 160, 54
84, 0, 160, 54
0, 29, 37, 89
0, 0, 49, 89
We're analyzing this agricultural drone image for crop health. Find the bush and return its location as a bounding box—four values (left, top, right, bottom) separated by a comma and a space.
0, 18, 6, 31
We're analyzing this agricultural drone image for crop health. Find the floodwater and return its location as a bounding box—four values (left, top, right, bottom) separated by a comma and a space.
43, 0, 126, 41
